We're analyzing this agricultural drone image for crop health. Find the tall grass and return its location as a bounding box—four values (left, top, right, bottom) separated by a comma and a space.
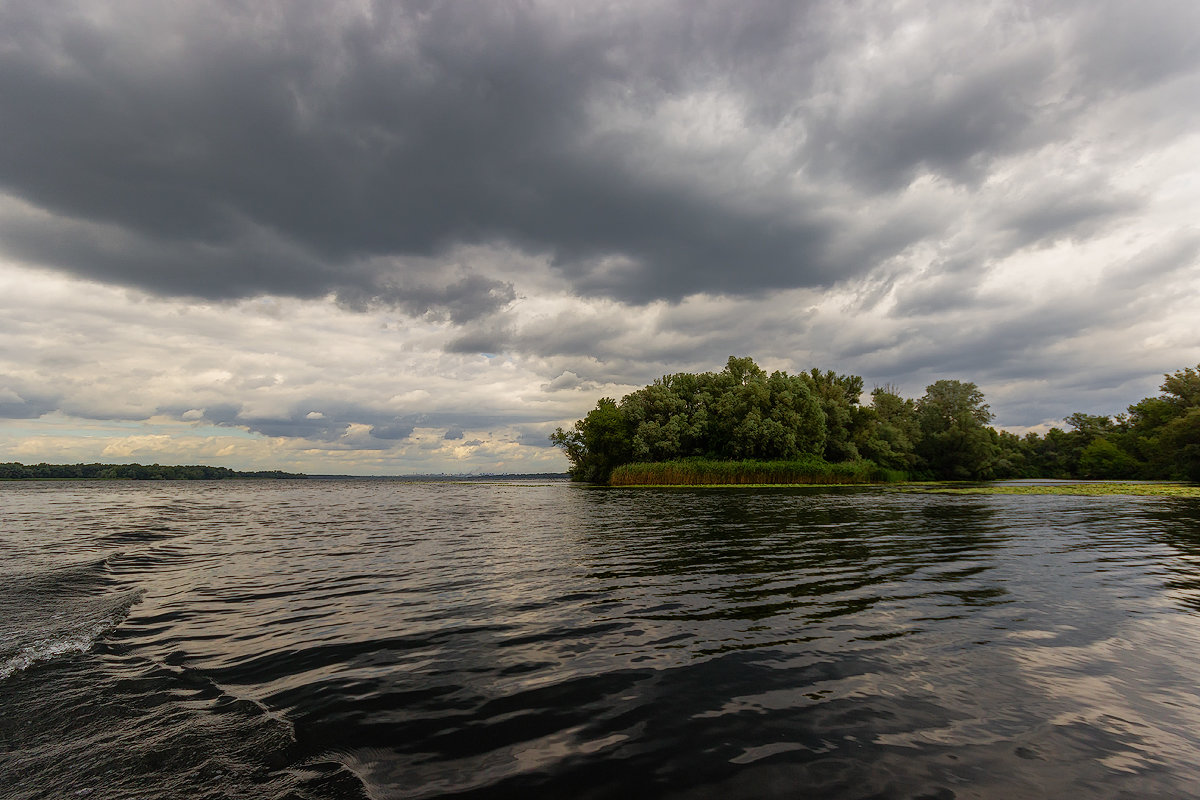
608, 458, 899, 486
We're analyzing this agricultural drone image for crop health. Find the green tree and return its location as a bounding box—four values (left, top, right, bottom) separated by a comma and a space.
860, 385, 920, 473
1161, 408, 1200, 482
1025, 428, 1077, 478
705, 358, 827, 460
801, 369, 867, 462
550, 397, 632, 483
993, 429, 1037, 478
916, 380, 1000, 479
622, 379, 691, 461
1162, 366, 1200, 409
1120, 365, 1200, 479
1078, 437, 1139, 479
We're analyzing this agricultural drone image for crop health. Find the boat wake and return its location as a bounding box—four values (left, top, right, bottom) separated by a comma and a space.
0, 555, 144, 681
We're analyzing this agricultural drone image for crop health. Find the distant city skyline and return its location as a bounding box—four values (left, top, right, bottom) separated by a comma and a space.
2, 0, 1198, 474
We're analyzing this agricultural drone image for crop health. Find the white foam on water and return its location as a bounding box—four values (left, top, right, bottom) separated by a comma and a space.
0, 588, 144, 681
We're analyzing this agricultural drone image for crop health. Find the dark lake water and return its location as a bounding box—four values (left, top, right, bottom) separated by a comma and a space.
4, 479, 1200, 799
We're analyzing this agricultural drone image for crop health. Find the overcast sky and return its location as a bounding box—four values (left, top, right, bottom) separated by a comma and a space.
2, 0, 1198, 474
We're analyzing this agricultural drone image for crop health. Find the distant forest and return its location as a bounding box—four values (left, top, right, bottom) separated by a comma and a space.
0, 463, 305, 480
551, 357, 1200, 484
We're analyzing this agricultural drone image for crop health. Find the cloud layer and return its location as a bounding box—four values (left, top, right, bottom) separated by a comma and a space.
1, 0, 1198, 471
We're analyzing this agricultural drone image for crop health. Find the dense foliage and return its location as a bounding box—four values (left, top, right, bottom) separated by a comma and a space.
552, 357, 1200, 484
0, 462, 304, 480
994, 364, 1200, 483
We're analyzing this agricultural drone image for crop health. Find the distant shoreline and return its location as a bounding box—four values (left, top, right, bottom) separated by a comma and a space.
306, 473, 570, 481
0, 462, 571, 481
0, 462, 306, 480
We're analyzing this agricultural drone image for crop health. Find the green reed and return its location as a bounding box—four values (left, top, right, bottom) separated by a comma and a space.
608, 458, 894, 486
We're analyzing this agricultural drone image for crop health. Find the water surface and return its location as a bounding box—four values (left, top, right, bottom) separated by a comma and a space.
3, 479, 1200, 798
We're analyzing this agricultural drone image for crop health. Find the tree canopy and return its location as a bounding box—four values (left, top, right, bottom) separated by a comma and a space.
551, 357, 1200, 484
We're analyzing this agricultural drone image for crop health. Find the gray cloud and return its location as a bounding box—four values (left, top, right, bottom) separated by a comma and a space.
5, 0, 1191, 315
0, 384, 57, 419
369, 423, 415, 441
336, 273, 517, 322
248, 416, 350, 443
540, 371, 590, 392
162, 399, 550, 449
513, 426, 559, 448
446, 323, 514, 355
998, 191, 1144, 250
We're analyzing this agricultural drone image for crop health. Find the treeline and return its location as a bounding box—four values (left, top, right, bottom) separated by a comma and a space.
551, 356, 1200, 484
0, 462, 306, 480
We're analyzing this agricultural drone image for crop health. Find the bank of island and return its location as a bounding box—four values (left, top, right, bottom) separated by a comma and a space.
551, 357, 1200, 488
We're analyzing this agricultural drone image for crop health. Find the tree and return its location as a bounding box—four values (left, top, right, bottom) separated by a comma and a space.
1151, 366, 1200, 481
802, 368, 867, 462
551, 357, 835, 481
993, 430, 1036, 478
1119, 365, 1200, 480
622, 379, 691, 461
860, 385, 919, 473
550, 397, 632, 483
915, 380, 1000, 479
1078, 438, 1139, 479
1162, 366, 1200, 409
1160, 408, 1200, 482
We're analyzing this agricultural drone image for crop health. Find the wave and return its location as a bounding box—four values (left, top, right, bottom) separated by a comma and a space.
0, 586, 144, 681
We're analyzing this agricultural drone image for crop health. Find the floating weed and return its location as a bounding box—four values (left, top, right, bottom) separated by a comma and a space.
895, 482, 1200, 498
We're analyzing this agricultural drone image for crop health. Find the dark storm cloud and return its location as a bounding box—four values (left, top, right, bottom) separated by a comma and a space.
998, 190, 1143, 249
446, 323, 514, 355
335, 274, 516, 321
1102, 234, 1200, 292
0, 0, 847, 307
368, 423, 415, 441
247, 415, 350, 443
8, 0, 1190, 314
807, 52, 1057, 191
0, 383, 58, 419
513, 426, 558, 448
838, 243, 1198, 425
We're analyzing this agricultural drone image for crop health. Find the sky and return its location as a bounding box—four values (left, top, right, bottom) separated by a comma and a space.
1, 0, 1198, 475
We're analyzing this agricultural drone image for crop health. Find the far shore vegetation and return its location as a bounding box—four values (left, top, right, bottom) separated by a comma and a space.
552, 357, 1200, 486
0, 462, 305, 481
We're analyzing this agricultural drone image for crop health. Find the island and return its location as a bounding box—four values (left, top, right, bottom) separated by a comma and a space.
551, 357, 1200, 486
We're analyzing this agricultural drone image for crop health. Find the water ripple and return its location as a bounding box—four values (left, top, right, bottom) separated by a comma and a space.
4, 481, 1200, 798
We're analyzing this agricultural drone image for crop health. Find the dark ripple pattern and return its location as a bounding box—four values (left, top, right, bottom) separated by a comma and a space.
3, 480, 1200, 799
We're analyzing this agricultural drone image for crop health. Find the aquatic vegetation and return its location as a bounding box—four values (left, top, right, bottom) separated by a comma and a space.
897, 482, 1200, 498
609, 458, 888, 486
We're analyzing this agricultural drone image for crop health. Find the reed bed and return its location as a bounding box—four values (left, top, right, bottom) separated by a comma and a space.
608, 458, 890, 486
